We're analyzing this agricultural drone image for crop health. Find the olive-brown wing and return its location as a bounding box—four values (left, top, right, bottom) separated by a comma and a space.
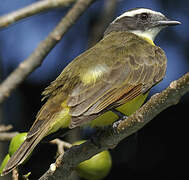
68, 34, 167, 128
29, 32, 167, 134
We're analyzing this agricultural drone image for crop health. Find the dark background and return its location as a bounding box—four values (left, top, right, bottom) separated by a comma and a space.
0, 0, 189, 179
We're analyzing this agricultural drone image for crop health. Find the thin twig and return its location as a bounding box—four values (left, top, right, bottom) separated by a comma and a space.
12, 168, 19, 180
0, 132, 18, 141
0, 0, 96, 104
50, 139, 72, 156
0, 0, 76, 28
0, 124, 13, 132
39, 72, 189, 180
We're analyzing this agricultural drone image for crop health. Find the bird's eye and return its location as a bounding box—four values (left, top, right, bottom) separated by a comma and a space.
140, 13, 149, 20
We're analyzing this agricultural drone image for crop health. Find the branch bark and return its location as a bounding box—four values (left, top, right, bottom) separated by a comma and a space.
39, 72, 189, 180
50, 139, 72, 156
12, 168, 19, 180
0, 132, 18, 141
0, 125, 13, 132
0, 0, 76, 28
0, 0, 96, 104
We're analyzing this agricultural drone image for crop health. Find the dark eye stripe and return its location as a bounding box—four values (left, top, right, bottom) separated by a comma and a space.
140, 13, 149, 20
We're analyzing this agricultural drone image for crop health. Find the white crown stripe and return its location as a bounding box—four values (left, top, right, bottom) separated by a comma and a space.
115, 8, 164, 21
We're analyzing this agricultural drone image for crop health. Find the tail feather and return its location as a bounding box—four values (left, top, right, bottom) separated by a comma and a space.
2, 127, 48, 176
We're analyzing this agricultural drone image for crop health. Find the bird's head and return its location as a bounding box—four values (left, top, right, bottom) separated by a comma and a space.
104, 8, 181, 41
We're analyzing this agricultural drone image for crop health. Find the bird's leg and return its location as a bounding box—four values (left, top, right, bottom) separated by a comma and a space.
91, 109, 129, 148
111, 109, 138, 141
111, 108, 127, 119
111, 108, 128, 129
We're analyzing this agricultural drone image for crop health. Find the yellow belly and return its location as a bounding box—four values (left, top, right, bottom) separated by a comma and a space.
89, 92, 149, 127
49, 91, 149, 134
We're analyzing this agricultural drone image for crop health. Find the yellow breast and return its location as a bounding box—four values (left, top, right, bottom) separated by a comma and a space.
142, 37, 155, 46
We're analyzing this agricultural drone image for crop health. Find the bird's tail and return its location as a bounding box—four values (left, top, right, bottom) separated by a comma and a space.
1, 127, 48, 176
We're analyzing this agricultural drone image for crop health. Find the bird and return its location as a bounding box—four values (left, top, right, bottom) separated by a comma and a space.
2, 8, 180, 175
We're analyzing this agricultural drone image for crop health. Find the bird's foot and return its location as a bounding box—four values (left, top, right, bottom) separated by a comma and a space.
90, 109, 128, 149
111, 108, 128, 132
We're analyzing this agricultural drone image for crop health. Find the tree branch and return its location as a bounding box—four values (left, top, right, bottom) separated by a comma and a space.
0, 125, 13, 132
39, 72, 189, 180
0, 0, 76, 28
0, 0, 96, 104
50, 139, 72, 156
12, 168, 19, 180
0, 132, 18, 142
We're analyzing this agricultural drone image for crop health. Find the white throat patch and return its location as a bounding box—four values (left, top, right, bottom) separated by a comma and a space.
131, 27, 163, 41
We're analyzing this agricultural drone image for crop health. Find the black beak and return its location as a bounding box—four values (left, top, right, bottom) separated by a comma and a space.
157, 19, 181, 26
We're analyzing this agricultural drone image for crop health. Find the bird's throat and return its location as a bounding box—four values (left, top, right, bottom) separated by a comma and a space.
130, 29, 158, 46
142, 36, 155, 46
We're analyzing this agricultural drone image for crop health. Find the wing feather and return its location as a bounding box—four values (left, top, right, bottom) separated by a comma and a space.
39, 31, 167, 129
